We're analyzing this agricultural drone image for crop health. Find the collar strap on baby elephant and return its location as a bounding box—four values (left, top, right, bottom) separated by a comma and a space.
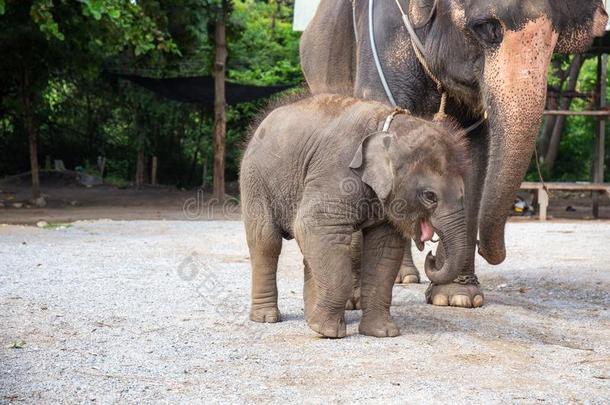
382, 108, 409, 133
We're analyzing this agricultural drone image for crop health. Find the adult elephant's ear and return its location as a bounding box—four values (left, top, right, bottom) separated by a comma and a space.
555, 1, 608, 53
349, 133, 394, 201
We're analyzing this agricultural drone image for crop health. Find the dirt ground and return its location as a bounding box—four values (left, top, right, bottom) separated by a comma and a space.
0, 216, 609, 403
1, 180, 609, 402
0, 177, 609, 224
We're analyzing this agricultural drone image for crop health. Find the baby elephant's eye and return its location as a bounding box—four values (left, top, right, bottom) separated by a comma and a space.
423, 191, 438, 204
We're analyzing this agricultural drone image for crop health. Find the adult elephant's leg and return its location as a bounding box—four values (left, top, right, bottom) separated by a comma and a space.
345, 231, 362, 310
395, 240, 420, 284
426, 125, 487, 308
359, 223, 404, 337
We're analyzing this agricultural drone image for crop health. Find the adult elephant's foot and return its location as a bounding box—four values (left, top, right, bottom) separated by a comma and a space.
395, 264, 420, 284
425, 275, 484, 308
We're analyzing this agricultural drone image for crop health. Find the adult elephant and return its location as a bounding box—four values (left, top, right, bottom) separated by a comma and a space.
300, 0, 607, 308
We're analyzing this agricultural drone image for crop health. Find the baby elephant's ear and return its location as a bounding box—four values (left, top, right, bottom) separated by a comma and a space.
349, 133, 394, 201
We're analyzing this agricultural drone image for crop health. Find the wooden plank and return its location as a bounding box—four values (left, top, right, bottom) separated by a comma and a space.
543, 110, 610, 117
521, 182, 610, 192
521, 182, 544, 190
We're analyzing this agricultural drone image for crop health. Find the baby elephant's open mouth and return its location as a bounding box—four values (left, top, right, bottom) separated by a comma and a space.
413, 217, 434, 251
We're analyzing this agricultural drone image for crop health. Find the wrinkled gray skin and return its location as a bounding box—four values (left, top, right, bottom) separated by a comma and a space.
241, 95, 469, 338
300, 0, 608, 308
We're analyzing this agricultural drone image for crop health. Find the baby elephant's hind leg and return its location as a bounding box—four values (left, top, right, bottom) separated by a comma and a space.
345, 231, 362, 310
246, 218, 282, 323
396, 240, 421, 284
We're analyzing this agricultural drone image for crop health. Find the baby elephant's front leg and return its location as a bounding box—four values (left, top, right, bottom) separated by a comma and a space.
296, 222, 353, 338
359, 223, 404, 337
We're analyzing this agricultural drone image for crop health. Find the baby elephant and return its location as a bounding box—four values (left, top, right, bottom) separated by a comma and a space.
240, 94, 469, 338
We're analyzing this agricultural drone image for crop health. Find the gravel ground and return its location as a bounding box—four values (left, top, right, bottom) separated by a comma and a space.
0, 220, 609, 404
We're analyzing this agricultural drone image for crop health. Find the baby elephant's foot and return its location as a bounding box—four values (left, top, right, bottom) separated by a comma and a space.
359, 312, 400, 337
250, 306, 281, 323
345, 287, 361, 310
307, 310, 346, 338
395, 264, 420, 284
425, 279, 484, 308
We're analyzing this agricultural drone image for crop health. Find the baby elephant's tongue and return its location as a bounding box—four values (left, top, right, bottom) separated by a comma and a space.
420, 219, 434, 242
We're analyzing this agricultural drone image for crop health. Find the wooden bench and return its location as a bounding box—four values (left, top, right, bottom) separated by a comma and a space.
520, 182, 610, 220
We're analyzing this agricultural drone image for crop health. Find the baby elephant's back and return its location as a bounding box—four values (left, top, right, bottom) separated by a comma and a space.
243, 95, 382, 171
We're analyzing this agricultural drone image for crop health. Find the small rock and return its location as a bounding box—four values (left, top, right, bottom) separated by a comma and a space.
31, 197, 46, 208
6, 340, 26, 349
36, 221, 48, 228
70, 200, 79, 206
496, 283, 508, 290
12, 203, 23, 209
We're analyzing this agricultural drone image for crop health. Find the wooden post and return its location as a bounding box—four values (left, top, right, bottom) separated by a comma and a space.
593, 54, 607, 218
212, 0, 228, 201
151, 156, 158, 186
538, 188, 549, 221
134, 102, 146, 189
136, 147, 145, 188
202, 159, 208, 188
97, 156, 106, 179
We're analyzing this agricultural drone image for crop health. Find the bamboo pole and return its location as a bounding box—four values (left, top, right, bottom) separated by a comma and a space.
593, 54, 608, 218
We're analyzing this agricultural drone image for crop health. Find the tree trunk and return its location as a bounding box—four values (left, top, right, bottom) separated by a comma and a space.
213, 1, 228, 201
21, 68, 42, 203
543, 55, 585, 174
540, 58, 568, 158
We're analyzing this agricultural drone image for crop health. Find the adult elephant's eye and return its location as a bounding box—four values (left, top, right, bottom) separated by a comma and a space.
470, 18, 504, 47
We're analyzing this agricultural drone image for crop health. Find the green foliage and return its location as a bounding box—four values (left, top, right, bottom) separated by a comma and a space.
530, 56, 610, 182
0, 0, 301, 189
229, 0, 301, 85
1, 0, 605, 191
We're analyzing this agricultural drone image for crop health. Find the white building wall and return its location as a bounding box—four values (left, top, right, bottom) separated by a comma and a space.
293, 0, 321, 32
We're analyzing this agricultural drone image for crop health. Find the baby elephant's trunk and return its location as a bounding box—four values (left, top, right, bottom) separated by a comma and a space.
424, 208, 468, 285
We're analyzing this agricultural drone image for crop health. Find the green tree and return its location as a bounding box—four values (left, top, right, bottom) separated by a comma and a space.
0, 0, 177, 204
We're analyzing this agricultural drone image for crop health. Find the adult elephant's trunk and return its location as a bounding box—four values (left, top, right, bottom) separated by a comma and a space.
425, 208, 468, 285
477, 17, 559, 265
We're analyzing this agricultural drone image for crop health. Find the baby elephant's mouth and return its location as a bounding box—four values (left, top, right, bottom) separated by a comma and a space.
413, 217, 434, 251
